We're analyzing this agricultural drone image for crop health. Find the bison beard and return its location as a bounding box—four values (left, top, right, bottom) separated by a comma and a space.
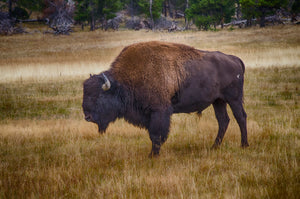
82, 41, 249, 157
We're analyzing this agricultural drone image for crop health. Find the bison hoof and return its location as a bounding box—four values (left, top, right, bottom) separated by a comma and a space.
211, 143, 221, 150
241, 143, 249, 148
148, 151, 160, 158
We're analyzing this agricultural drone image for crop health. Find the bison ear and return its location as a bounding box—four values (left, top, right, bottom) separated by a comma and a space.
101, 73, 111, 91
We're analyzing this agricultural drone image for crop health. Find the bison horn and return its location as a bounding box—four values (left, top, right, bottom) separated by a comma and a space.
102, 73, 111, 91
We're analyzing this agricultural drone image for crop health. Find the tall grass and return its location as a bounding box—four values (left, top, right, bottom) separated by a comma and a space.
0, 25, 299, 198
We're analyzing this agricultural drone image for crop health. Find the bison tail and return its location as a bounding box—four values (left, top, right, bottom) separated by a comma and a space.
239, 59, 246, 74
239, 59, 246, 104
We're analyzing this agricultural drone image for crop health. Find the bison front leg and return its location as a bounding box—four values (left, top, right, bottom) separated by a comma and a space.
148, 108, 172, 158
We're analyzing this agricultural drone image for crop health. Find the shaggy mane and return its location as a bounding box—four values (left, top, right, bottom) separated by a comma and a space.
109, 41, 204, 108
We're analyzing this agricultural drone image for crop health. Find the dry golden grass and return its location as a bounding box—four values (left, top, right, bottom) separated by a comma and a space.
0, 25, 299, 198
0, 25, 299, 82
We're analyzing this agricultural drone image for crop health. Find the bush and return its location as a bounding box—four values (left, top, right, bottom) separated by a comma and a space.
195, 15, 213, 30
12, 7, 29, 20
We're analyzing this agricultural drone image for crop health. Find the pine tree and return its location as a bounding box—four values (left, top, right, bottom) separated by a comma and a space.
291, 0, 300, 22
100, 0, 122, 25
0, 0, 44, 19
240, 0, 288, 27
138, 0, 164, 29
74, 0, 122, 31
186, 0, 235, 30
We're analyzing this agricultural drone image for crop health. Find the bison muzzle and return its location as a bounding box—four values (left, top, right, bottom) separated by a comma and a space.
82, 41, 249, 157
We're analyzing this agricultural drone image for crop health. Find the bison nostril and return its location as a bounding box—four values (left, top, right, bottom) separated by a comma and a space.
85, 115, 92, 122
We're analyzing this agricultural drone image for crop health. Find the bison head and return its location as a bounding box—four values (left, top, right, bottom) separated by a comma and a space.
82, 73, 123, 133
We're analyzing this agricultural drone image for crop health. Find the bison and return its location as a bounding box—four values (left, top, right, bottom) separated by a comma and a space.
82, 41, 249, 157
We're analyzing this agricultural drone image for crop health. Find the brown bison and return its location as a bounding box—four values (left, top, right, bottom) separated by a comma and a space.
82, 41, 249, 157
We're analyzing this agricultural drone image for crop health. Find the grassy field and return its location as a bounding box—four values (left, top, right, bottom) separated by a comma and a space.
0, 25, 299, 198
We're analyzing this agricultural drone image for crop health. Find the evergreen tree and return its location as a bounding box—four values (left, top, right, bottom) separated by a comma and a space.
16, 0, 44, 13
0, 0, 44, 19
74, 0, 122, 31
122, 0, 140, 17
186, 0, 235, 30
138, 0, 164, 29
164, 0, 187, 18
291, 0, 300, 22
100, 0, 122, 23
240, 0, 288, 27
74, 0, 89, 27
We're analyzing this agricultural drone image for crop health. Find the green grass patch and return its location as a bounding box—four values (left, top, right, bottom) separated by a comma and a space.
0, 80, 83, 120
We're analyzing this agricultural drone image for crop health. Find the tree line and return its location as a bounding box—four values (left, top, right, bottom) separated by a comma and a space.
0, 0, 299, 34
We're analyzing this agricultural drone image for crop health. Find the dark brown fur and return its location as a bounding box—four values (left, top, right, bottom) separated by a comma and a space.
82, 41, 249, 157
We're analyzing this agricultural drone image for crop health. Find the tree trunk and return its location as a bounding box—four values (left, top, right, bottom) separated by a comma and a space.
236, 0, 241, 20
246, 15, 254, 27
163, 1, 167, 17
221, 17, 224, 29
8, 0, 12, 17
89, 0, 95, 31
130, 0, 134, 18
220, 6, 224, 29
149, 0, 154, 30
90, 14, 95, 31
168, 0, 173, 18
260, 9, 266, 28
185, 0, 189, 29
260, 16, 265, 27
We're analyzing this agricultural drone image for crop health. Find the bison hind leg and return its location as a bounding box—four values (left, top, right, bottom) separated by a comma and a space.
211, 99, 230, 149
228, 99, 249, 148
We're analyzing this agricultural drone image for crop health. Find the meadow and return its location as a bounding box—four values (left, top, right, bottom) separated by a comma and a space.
0, 25, 299, 198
